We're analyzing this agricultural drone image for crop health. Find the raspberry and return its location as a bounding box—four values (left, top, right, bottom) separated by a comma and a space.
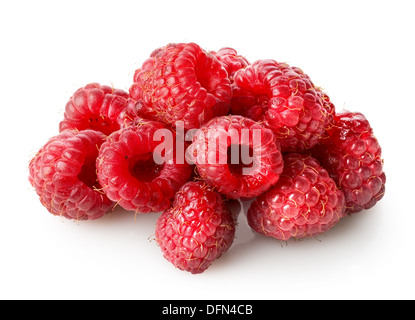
129, 43, 232, 130
230, 60, 335, 152
96, 119, 193, 213
155, 181, 236, 274
59, 83, 129, 136
210, 47, 249, 82
247, 153, 346, 240
29, 130, 113, 220
189, 115, 284, 199
312, 111, 386, 214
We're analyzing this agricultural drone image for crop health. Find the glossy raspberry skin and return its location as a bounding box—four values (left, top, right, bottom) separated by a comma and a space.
29, 130, 113, 220
247, 153, 346, 240
129, 43, 232, 130
312, 111, 386, 214
155, 181, 236, 274
230, 60, 335, 152
210, 47, 249, 81
189, 115, 284, 199
59, 83, 129, 136
96, 120, 193, 213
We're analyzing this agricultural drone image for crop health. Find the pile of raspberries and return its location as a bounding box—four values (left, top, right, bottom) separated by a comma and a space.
29, 43, 386, 274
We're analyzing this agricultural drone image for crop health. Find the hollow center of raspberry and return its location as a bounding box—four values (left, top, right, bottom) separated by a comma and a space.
78, 160, 98, 188
227, 144, 254, 177
128, 153, 164, 182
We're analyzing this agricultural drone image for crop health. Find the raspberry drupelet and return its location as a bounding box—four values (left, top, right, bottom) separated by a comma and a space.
230, 60, 335, 152
59, 83, 129, 136
210, 47, 250, 82
117, 98, 148, 129
129, 43, 232, 130
96, 119, 193, 213
155, 181, 236, 274
247, 153, 346, 240
29, 130, 113, 220
312, 111, 386, 214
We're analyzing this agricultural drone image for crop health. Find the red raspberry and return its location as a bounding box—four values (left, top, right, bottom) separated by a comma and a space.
129, 43, 232, 130
312, 111, 386, 214
189, 115, 284, 199
230, 60, 335, 152
155, 181, 236, 274
210, 47, 249, 82
59, 83, 129, 136
247, 153, 346, 240
29, 130, 113, 220
96, 119, 193, 213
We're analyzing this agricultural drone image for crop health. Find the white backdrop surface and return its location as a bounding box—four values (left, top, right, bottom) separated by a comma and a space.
0, 0, 413, 300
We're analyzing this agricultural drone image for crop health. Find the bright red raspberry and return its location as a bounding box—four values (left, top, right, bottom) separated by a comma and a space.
155, 181, 236, 274
59, 83, 129, 136
29, 130, 113, 220
230, 60, 335, 152
96, 119, 193, 213
312, 111, 386, 214
210, 47, 249, 81
129, 43, 232, 130
189, 115, 284, 199
247, 153, 346, 240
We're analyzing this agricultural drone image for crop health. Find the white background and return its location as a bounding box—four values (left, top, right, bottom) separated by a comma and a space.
1, 0, 414, 300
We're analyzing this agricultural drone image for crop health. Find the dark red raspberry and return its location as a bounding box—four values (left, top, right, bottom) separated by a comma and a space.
210, 47, 249, 82
129, 43, 232, 130
59, 83, 129, 136
230, 60, 335, 152
29, 130, 113, 220
189, 115, 284, 199
247, 153, 346, 240
96, 119, 193, 213
312, 111, 386, 214
155, 181, 236, 274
